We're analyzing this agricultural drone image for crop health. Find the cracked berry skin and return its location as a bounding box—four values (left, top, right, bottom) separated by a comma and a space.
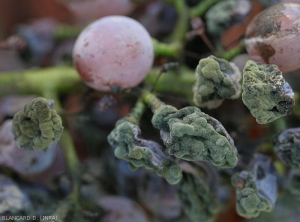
73, 16, 154, 92
245, 3, 300, 72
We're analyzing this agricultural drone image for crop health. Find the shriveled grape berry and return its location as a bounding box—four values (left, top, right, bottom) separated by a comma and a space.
73, 16, 154, 92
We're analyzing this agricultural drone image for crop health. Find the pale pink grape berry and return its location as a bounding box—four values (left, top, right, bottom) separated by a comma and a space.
64, 0, 134, 22
245, 3, 300, 72
73, 16, 154, 92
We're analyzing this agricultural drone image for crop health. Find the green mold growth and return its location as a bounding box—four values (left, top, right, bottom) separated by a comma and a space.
231, 154, 278, 219
205, 0, 252, 37
242, 60, 295, 124
193, 55, 241, 109
176, 163, 219, 222
107, 120, 182, 185
273, 128, 300, 170
12, 97, 63, 150
152, 105, 238, 168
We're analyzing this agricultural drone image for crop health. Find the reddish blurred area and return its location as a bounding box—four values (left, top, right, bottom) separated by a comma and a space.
221, 0, 263, 49
0, 0, 72, 38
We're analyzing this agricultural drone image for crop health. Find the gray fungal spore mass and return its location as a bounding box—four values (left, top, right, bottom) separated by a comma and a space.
176, 171, 219, 222
152, 105, 238, 168
242, 60, 294, 124
193, 55, 241, 109
12, 97, 63, 150
231, 154, 278, 219
107, 120, 182, 184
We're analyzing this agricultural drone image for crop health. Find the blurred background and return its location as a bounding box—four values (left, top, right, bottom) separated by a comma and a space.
0, 1, 300, 221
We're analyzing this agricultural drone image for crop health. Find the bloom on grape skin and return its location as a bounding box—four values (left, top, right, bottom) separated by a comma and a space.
73, 16, 154, 92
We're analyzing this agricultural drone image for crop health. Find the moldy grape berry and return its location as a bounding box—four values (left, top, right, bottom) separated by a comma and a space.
73, 16, 154, 92
245, 3, 300, 72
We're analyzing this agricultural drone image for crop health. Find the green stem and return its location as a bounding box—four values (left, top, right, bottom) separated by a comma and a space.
42, 85, 63, 112
169, 0, 189, 43
0, 66, 82, 96
43, 87, 81, 199
60, 130, 81, 178
43, 81, 81, 204
54, 24, 84, 41
216, 41, 246, 61
272, 117, 287, 134
189, 0, 222, 18
141, 90, 165, 112
159, 0, 188, 57
0, 66, 196, 103
124, 98, 147, 125
0, 58, 193, 103
145, 66, 195, 103
43, 87, 81, 174
152, 38, 182, 57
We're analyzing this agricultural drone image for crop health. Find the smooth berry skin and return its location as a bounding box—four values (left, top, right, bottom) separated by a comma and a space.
73, 16, 154, 92
245, 3, 300, 72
